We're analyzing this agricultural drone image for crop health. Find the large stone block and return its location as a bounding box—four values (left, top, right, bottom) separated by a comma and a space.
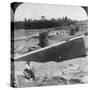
14, 36, 86, 62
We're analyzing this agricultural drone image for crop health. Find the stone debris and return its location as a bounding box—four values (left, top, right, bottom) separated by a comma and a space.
62, 64, 79, 75
14, 45, 41, 54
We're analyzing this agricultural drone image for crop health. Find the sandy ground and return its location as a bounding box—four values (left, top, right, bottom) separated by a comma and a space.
15, 56, 88, 87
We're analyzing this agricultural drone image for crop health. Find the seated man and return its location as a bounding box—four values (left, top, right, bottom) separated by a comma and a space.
23, 62, 35, 81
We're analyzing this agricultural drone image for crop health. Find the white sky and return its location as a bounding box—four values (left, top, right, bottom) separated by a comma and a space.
15, 3, 87, 21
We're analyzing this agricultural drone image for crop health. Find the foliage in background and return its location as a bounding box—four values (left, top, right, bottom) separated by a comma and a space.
14, 16, 77, 30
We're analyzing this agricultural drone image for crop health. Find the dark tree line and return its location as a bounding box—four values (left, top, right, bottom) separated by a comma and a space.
14, 17, 77, 30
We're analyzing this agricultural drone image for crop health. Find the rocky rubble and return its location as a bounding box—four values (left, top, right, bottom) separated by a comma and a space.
14, 45, 41, 54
